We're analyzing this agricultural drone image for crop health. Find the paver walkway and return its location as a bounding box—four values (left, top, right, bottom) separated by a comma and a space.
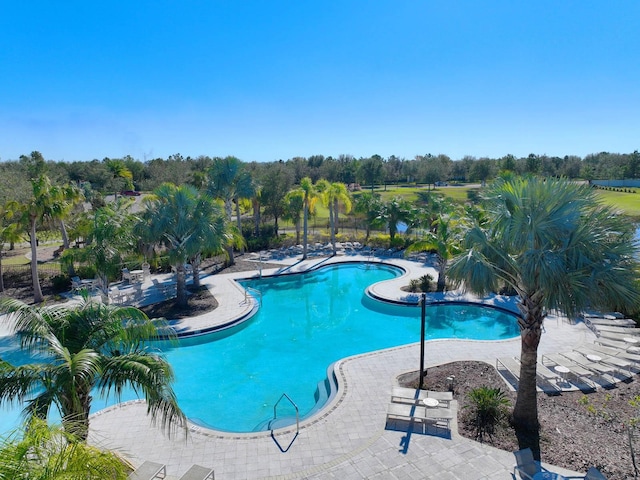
86, 254, 588, 479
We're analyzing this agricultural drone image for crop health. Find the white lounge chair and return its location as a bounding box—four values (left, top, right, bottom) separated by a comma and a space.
386, 402, 453, 433
573, 345, 635, 375
128, 461, 166, 480
391, 386, 453, 407
179, 464, 214, 480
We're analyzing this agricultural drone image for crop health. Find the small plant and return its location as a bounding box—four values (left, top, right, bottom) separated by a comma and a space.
466, 386, 510, 442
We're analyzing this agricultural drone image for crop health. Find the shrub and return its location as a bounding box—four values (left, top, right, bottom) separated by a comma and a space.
465, 386, 510, 442
75, 265, 96, 280
50, 274, 71, 293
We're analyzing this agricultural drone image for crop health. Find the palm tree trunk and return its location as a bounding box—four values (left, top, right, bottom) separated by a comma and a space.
62, 386, 92, 442
253, 199, 260, 236
436, 258, 447, 292
302, 202, 309, 260
224, 199, 235, 266
191, 254, 201, 288
0, 249, 4, 292
329, 202, 336, 254
333, 199, 339, 235
176, 265, 187, 307
513, 295, 543, 455
29, 217, 44, 303
235, 199, 244, 254
60, 219, 70, 249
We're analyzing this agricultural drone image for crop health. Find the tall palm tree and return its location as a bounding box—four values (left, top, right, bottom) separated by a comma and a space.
56, 182, 85, 250
15, 175, 67, 303
405, 215, 465, 291
0, 418, 128, 479
141, 183, 230, 306
207, 156, 254, 265
318, 181, 352, 254
299, 177, 321, 260
448, 176, 640, 453
0, 296, 186, 442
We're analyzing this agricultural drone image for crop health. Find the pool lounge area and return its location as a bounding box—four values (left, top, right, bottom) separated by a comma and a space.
42, 255, 589, 478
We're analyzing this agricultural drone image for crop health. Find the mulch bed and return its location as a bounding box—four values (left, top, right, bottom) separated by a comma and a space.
399, 361, 640, 480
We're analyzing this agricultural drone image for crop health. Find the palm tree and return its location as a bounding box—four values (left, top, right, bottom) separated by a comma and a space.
141, 183, 230, 306
15, 175, 68, 303
63, 201, 137, 299
105, 159, 134, 199
0, 296, 186, 442
207, 156, 254, 266
405, 215, 465, 292
318, 181, 352, 254
378, 197, 414, 243
0, 206, 23, 293
448, 176, 640, 453
0, 418, 128, 479
299, 177, 321, 260
283, 190, 305, 245
353, 192, 383, 242
55, 182, 85, 250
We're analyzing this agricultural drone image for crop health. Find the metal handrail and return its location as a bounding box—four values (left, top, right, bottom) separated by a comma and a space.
272, 392, 299, 434
244, 286, 262, 306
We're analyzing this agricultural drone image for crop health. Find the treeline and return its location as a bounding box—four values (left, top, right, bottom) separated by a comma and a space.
1, 150, 639, 206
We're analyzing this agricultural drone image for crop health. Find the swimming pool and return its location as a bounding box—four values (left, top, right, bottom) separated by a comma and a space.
0, 263, 520, 435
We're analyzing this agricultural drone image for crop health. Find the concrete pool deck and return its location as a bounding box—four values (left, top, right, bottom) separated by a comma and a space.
87, 255, 589, 479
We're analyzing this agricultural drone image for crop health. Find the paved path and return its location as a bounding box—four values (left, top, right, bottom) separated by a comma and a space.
86, 254, 589, 479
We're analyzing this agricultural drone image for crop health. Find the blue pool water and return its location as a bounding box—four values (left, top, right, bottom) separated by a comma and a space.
0, 263, 520, 434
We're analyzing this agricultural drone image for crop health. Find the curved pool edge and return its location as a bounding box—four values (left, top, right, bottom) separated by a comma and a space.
95, 335, 524, 441
94, 257, 523, 436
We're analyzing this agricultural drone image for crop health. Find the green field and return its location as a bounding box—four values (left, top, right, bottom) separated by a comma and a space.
594, 188, 640, 219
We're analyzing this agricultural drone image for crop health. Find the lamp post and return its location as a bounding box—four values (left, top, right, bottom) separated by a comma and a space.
419, 292, 426, 390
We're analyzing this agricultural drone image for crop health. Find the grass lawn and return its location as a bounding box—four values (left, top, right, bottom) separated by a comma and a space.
594, 188, 640, 220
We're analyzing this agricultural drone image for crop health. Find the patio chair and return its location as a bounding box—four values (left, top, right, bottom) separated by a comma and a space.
128, 460, 166, 480
179, 464, 214, 480
584, 466, 607, 479
513, 448, 550, 480
71, 276, 82, 293
122, 268, 131, 283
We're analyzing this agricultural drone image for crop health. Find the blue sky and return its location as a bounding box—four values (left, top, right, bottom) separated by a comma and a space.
1, 1, 639, 163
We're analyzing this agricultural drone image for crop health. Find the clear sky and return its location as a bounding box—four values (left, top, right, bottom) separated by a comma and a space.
1, 1, 639, 163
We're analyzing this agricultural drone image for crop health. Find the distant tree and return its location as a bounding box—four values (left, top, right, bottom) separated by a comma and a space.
377, 197, 414, 242
359, 156, 384, 191
353, 192, 383, 241
469, 159, 494, 186
283, 190, 305, 245
207, 156, 254, 265
260, 162, 294, 235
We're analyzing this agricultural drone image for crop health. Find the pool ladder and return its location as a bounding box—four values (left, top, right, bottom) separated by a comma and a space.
243, 286, 262, 306
270, 393, 299, 452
